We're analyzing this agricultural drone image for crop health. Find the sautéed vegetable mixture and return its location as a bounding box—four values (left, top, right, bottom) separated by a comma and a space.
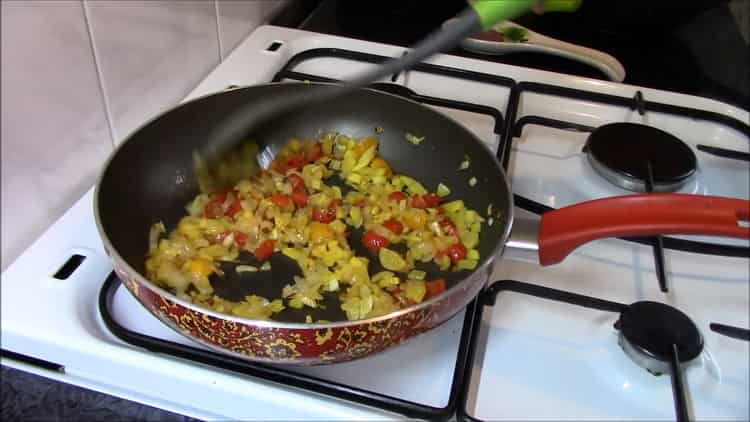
146, 133, 484, 322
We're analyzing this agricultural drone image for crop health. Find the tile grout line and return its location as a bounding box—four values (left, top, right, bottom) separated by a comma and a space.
214, 0, 224, 62
81, 0, 117, 147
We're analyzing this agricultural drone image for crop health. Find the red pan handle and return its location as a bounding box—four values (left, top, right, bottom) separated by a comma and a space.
538, 194, 750, 266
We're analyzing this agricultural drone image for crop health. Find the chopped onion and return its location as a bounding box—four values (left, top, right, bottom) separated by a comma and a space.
436, 183, 451, 197
408, 270, 426, 280
333, 139, 347, 159
149, 221, 166, 252
429, 221, 443, 236
236, 265, 258, 273
405, 132, 425, 145
458, 155, 470, 170
222, 232, 235, 247
222, 191, 235, 211
260, 261, 272, 271
487, 203, 493, 217
468, 177, 477, 187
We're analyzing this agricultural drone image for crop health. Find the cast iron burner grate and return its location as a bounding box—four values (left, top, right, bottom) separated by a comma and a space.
97, 46, 749, 421
457, 280, 749, 422
508, 84, 749, 293
99, 272, 477, 421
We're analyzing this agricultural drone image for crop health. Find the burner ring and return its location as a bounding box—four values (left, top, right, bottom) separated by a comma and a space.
586, 123, 697, 192
616, 301, 703, 375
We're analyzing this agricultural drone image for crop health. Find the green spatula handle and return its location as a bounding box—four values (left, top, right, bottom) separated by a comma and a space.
471, 0, 582, 30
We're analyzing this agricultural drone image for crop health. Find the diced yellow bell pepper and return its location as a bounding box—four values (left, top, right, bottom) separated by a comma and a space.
379, 248, 407, 272
455, 259, 478, 271
309, 222, 335, 243
402, 280, 426, 303
442, 200, 465, 213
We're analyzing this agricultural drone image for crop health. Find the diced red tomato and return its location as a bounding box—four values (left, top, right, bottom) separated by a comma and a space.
203, 200, 224, 219
439, 218, 457, 236
312, 200, 340, 223
382, 219, 404, 235
202, 191, 232, 218
214, 231, 230, 244
307, 143, 323, 162
225, 199, 242, 217
286, 153, 307, 171
423, 194, 441, 208
234, 231, 248, 248
287, 174, 305, 190
444, 243, 467, 263
312, 207, 335, 223
214, 191, 229, 203
270, 194, 292, 207
362, 230, 389, 251
425, 278, 447, 298
410, 195, 426, 209
411, 194, 441, 209
254, 239, 275, 260
274, 143, 324, 174
388, 191, 407, 202
291, 188, 308, 207
274, 161, 290, 174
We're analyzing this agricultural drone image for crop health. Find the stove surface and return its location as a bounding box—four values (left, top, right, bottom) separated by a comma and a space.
2, 25, 748, 421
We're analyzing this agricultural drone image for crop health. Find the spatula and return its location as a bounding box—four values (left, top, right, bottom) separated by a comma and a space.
195, 0, 582, 193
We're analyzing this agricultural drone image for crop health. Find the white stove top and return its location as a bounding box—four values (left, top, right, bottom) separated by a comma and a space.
2, 25, 748, 421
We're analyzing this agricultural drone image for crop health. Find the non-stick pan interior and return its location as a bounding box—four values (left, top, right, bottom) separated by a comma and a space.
97, 83, 512, 322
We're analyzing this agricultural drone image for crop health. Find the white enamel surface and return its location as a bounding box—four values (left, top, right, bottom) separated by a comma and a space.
509, 90, 750, 249
465, 233, 749, 420
0, 189, 401, 421
85, 0, 220, 143
2, 25, 748, 421
112, 282, 465, 408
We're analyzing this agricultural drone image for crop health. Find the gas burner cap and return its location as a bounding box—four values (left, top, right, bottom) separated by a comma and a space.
616, 301, 703, 376
586, 123, 697, 192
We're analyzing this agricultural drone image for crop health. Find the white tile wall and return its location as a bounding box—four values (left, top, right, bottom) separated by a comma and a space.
1, 0, 287, 270
1, 0, 112, 270
216, 0, 287, 59
85, 0, 220, 143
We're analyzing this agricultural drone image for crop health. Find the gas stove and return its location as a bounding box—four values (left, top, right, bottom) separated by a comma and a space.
2, 25, 748, 421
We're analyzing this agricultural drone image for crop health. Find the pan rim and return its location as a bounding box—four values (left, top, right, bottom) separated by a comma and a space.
93, 81, 515, 330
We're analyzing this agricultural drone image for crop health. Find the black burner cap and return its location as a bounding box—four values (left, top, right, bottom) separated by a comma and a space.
618, 301, 703, 362
587, 123, 697, 185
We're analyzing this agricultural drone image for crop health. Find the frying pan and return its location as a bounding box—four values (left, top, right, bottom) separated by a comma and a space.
95, 82, 750, 365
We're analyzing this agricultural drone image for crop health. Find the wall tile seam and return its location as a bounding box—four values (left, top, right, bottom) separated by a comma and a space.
80, 0, 117, 148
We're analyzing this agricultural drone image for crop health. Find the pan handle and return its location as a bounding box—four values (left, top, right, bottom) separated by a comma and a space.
537, 194, 750, 265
